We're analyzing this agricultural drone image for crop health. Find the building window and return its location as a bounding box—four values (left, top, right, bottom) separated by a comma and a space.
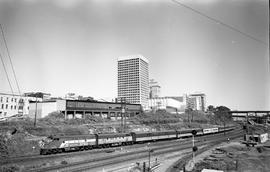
15, 98, 17, 102
1, 104, 3, 109
11, 98, 13, 102
6, 97, 8, 103
11, 105, 13, 110
14, 105, 16, 109
6, 104, 8, 109
0, 97, 2, 102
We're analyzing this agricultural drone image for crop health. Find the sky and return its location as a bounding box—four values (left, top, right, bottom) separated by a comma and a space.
0, 0, 269, 110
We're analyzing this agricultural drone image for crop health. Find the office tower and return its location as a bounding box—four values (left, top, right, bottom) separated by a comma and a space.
187, 93, 206, 111
117, 54, 149, 109
149, 79, 161, 98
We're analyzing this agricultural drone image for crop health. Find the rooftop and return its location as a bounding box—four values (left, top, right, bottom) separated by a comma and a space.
117, 54, 149, 63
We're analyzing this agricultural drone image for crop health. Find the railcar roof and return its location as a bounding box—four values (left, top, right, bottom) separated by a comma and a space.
98, 132, 131, 136
133, 130, 176, 134
50, 134, 96, 139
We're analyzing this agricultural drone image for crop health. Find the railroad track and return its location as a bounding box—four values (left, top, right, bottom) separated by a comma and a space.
27, 128, 244, 172
3, 127, 240, 165
2, 134, 197, 165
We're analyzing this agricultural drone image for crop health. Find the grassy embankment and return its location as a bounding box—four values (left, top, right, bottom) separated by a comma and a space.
0, 110, 233, 161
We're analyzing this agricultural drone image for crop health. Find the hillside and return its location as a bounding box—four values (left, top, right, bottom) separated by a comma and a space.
0, 110, 234, 159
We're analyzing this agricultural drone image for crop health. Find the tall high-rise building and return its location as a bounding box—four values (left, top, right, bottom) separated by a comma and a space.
186, 93, 206, 111
117, 54, 149, 109
149, 79, 161, 98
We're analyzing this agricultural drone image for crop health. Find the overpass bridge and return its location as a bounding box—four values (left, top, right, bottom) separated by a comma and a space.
229, 111, 270, 123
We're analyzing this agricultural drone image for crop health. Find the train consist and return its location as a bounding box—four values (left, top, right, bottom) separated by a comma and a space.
40, 126, 235, 155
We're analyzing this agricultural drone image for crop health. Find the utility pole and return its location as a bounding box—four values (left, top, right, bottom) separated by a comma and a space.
147, 143, 153, 172
34, 93, 38, 127
148, 144, 151, 171
120, 98, 123, 133
120, 97, 126, 133
192, 134, 195, 163
246, 112, 249, 134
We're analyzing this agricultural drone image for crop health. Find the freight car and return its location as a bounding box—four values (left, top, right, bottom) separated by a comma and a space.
40, 126, 236, 155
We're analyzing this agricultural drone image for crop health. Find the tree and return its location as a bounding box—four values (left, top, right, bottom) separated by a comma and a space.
214, 106, 232, 134
207, 105, 215, 112
215, 106, 231, 120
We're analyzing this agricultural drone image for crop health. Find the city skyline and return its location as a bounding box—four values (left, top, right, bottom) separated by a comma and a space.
0, 0, 269, 110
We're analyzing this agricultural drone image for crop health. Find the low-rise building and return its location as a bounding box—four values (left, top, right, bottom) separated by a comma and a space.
28, 99, 142, 120
148, 96, 186, 113
0, 92, 42, 118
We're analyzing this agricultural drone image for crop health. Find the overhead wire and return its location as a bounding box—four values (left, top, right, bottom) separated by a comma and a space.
0, 51, 14, 95
0, 24, 21, 95
171, 0, 268, 46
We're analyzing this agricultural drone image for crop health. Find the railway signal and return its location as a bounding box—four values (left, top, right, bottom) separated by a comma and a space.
191, 130, 197, 167
192, 146, 198, 152
147, 143, 154, 172
191, 130, 197, 136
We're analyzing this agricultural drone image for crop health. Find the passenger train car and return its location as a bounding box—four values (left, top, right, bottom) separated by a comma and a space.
40, 126, 235, 155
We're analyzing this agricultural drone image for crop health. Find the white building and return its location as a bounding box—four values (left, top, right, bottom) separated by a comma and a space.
28, 99, 66, 119
149, 79, 161, 98
64, 93, 80, 100
0, 92, 42, 119
148, 96, 187, 113
186, 93, 206, 111
117, 54, 149, 109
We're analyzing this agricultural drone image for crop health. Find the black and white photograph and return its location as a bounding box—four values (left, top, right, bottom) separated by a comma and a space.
0, 0, 269, 171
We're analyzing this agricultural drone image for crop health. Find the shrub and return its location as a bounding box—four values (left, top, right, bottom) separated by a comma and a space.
0, 135, 8, 159
61, 160, 68, 165
0, 164, 21, 172
62, 125, 89, 135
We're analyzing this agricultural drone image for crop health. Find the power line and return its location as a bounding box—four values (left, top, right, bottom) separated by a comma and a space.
171, 0, 268, 46
0, 51, 14, 95
0, 24, 21, 95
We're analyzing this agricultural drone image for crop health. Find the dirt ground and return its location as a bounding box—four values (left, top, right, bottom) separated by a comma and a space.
184, 140, 270, 172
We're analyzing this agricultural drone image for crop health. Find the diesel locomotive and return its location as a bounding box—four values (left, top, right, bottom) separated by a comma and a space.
40, 126, 235, 155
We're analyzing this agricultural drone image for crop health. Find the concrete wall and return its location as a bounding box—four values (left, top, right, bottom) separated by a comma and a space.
41, 102, 57, 118
57, 99, 66, 111
28, 103, 42, 119
29, 101, 58, 119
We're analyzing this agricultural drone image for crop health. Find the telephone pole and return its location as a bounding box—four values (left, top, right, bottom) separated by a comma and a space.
120, 97, 126, 133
